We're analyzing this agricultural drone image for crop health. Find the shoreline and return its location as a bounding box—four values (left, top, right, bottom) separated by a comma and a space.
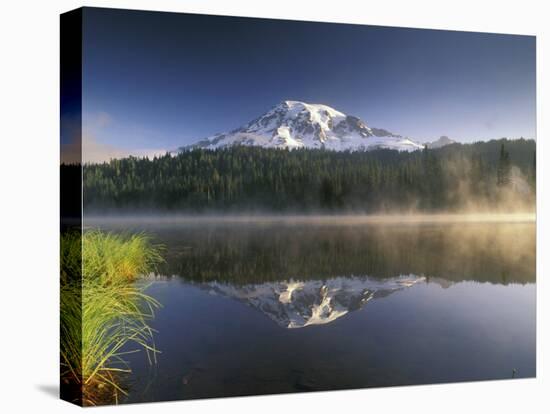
84, 212, 536, 226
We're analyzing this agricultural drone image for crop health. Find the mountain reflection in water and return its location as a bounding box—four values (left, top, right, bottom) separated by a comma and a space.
202, 275, 425, 328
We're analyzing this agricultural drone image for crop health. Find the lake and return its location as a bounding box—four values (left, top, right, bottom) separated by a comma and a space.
86, 216, 536, 403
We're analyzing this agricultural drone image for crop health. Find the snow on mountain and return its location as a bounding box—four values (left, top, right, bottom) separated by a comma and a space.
182, 100, 425, 152
427, 135, 456, 149
203, 275, 425, 328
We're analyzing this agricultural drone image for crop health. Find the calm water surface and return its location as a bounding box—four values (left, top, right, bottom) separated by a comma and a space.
88, 217, 536, 403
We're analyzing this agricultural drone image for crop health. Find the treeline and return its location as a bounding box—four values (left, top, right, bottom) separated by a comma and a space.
81, 138, 536, 212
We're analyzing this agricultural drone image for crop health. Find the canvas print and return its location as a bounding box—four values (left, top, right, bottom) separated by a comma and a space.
60, 7, 536, 406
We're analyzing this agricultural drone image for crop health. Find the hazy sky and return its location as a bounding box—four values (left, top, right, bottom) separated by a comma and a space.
81, 7, 536, 158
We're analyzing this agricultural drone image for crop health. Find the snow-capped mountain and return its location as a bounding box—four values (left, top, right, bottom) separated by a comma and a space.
203, 275, 425, 328
427, 135, 456, 149
182, 100, 425, 152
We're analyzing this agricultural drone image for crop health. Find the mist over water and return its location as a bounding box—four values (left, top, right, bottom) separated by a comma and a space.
87, 213, 536, 286
89, 215, 534, 284
85, 212, 535, 226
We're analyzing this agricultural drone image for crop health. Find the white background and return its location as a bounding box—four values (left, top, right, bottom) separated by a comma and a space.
0, 0, 548, 412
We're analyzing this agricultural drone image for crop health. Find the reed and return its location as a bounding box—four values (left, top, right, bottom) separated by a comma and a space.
60, 230, 163, 405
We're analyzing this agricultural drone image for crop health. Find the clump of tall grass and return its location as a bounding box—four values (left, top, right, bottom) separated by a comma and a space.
82, 230, 163, 284
61, 230, 163, 406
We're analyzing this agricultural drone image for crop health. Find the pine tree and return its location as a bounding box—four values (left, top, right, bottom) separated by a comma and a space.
497, 143, 511, 187
530, 150, 536, 190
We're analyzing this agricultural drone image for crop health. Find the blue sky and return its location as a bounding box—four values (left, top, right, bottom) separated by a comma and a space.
81, 7, 536, 159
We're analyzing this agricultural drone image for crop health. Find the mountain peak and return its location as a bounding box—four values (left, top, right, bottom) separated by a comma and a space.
281, 99, 302, 107
280, 100, 346, 117
183, 101, 424, 152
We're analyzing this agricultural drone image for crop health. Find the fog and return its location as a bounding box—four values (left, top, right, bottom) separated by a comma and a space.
85, 213, 535, 286
84, 212, 535, 228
